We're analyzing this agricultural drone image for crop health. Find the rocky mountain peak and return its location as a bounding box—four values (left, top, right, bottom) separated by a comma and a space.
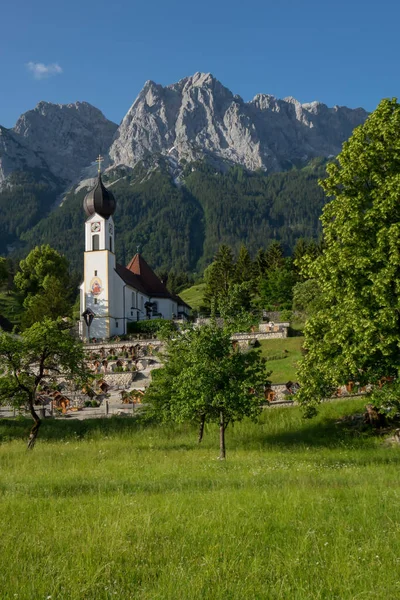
109, 74, 368, 173
12, 101, 118, 182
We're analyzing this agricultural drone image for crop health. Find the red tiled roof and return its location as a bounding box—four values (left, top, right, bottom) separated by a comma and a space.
115, 264, 148, 295
117, 254, 172, 298
116, 253, 192, 309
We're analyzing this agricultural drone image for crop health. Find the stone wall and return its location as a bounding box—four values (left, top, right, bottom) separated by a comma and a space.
85, 340, 163, 354
259, 323, 289, 334
231, 331, 287, 341
103, 372, 137, 388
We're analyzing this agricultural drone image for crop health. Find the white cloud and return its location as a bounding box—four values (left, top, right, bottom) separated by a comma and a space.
26, 62, 63, 80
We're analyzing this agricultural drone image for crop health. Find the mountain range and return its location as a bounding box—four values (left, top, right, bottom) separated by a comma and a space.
0, 73, 369, 272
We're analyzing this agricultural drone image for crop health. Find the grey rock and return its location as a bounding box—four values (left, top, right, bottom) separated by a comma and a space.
1, 101, 118, 186
0, 126, 47, 184
0, 73, 369, 190
13, 101, 118, 181
109, 72, 368, 172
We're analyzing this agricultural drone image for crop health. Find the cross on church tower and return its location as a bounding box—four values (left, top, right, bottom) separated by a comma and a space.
96, 154, 104, 173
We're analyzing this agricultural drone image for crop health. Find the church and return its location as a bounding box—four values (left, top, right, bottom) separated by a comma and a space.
79, 165, 190, 340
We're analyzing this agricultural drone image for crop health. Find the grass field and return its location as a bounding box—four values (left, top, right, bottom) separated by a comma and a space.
259, 336, 304, 383
179, 283, 206, 311
1, 399, 400, 599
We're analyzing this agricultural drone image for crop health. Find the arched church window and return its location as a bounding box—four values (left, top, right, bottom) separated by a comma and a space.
92, 235, 99, 251
109, 236, 113, 252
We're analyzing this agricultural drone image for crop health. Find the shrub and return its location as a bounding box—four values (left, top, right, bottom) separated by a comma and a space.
280, 310, 292, 323
368, 380, 400, 419
127, 319, 175, 336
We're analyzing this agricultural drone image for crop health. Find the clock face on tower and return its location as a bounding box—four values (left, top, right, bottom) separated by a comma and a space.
91, 222, 101, 233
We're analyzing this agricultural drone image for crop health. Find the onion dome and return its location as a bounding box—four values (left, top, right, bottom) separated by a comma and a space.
83, 173, 116, 218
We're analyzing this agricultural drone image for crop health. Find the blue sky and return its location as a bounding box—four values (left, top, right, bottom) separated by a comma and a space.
0, 0, 398, 127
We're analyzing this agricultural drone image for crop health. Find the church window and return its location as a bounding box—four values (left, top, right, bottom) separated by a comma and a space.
94, 270, 97, 276
109, 236, 113, 252
116, 321, 118, 328
92, 235, 99, 251
94, 298, 98, 305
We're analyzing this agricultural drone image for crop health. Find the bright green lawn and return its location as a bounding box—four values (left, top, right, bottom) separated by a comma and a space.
259, 336, 304, 383
1, 400, 400, 599
179, 283, 206, 311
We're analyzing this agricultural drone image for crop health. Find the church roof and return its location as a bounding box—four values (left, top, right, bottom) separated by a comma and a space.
115, 264, 148, 295
125, 254, 171, 296
116, 253, 191, 308
83, 173, 116, 219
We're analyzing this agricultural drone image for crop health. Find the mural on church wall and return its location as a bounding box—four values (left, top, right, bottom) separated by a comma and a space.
90, 277, 103, 296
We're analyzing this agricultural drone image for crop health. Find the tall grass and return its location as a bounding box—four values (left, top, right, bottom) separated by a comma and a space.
1, 400, 400, 599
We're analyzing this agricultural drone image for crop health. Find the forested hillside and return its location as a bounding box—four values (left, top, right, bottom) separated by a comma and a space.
0, 169, 65, 254
13, 158, 328, 275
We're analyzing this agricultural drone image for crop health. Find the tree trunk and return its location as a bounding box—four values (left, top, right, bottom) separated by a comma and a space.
198, 414, 206, 443
27, 401, 41, 450
219, 411, 226, 460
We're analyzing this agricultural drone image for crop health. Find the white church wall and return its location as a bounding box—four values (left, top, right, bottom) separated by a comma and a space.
123, 286, 139, 328
84, 250, 109, 339
109, 266, 125, 336
155, 298, 178, 320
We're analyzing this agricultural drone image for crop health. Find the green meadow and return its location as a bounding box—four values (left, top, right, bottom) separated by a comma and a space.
1, 399, 400, 599
259, 336, 304, 383
179, 283, 206, 312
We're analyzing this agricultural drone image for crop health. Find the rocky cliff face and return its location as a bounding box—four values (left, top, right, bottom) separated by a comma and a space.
1, 102, 118, 185
1, 73, 369, 187
0, 126, 48, 185
109, 72, 368, 172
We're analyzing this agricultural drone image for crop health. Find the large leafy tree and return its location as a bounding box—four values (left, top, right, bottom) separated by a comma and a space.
0, 318, 90, 448
146, 323, 269, 458
15, 244, 69, 295
297, 98, 400, 415
14, 245, 73, 328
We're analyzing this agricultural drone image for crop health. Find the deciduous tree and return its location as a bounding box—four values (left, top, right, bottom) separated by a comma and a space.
0, 318, 90, 448
15, 244, 69, 295
297, 98, 400, 415
146, 323, 269, 458
14, 245, 73, 328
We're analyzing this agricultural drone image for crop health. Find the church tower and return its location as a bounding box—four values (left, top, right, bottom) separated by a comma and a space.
81, 158, 117, 340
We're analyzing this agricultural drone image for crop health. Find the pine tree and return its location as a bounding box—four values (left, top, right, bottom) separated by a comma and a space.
235, 244, 253, 283
254, 248, 267, 278
265, 241, 284, 271
203, 245, 236, 310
